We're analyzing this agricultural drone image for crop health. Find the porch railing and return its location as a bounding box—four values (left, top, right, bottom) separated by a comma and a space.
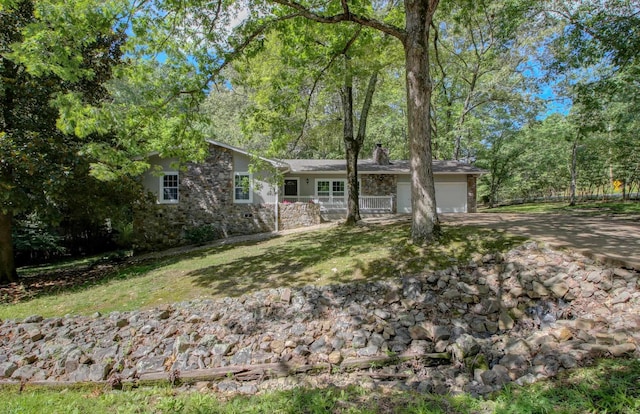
359, 196, 394, 212
279, 195, 393, 212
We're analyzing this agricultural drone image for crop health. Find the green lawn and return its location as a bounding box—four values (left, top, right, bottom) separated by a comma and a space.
483, 200, 640, 215
2, 220, 640, 413
1, 221, 524, 319
3, 359, 640, 413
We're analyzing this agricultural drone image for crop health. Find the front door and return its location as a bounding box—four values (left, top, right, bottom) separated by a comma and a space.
284, 179, 299, 200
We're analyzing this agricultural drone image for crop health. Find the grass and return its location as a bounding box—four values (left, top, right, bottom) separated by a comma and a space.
3, 220, 640, 412
2, 358, 639, 413
493, 358, 640, 414
484, 200, 640, 215
2, 221, 524, 319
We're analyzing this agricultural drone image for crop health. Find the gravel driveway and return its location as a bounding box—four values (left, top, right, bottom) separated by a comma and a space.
441, 213, 640, 270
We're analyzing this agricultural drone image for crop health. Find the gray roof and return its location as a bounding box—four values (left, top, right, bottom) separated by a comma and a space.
280, 159, 484, 175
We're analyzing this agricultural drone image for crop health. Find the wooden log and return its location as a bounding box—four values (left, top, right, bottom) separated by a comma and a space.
0, 351, 451, 389
138, 351, 450, 383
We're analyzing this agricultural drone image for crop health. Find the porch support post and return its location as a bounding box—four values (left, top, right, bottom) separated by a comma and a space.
275, 187, 279, 233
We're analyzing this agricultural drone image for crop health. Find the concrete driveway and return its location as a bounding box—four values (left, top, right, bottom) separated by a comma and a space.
441, 213, 640, 270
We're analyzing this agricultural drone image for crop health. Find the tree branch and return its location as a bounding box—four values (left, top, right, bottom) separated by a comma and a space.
356, 69, 379, 144
290, 27, 362, 152
270, 0, 405, 41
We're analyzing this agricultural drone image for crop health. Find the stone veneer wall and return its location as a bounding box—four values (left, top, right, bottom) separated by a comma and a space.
467, 175, 477, 213
278, 202, 322, 230
133, 146, 275, 251
361, 174, 397, 213
361, 174, 397, 197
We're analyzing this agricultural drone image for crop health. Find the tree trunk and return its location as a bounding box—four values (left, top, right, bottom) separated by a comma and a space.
342, 89, 361, 225
0, 211, 17, 284
569, 138, 578, 207
340, 55, 361, 226
344, 139, 361, 225
341, 58, 378, 226
404, 0, 440, 242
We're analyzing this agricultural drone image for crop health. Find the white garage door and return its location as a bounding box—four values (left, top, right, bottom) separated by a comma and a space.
397, 182, 412, 213
396, 181, 467, 213
435, 182, 467, 213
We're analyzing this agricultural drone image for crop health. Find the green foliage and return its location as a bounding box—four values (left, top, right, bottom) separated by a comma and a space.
431, 0, 542, 161
487, 200, 640, 215
12, 216, 66, 256
231, 21, 401, 159
184, 225, 223, 246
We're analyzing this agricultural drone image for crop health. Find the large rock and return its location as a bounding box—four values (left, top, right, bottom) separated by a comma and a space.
0, 362, 17, 378
449, 334, 481, 361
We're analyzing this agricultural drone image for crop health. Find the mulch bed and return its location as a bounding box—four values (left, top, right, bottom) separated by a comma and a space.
0, 261, 125, 305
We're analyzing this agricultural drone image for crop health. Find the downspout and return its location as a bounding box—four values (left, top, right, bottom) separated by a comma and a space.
275, 186, 279, 233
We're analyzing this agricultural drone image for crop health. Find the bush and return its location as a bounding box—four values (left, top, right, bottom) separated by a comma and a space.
13, 216, 67, 265
184, 224, 222, 245
112, 221, 134, 248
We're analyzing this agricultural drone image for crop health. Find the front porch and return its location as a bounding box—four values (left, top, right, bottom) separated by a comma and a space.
280, 195, 395, 214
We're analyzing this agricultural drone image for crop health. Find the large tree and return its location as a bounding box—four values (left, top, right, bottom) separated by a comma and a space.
246, 0, 444, 240
0, 0, 123, 282
430, 0, 541, 161
233, 23, 390, 224
36, 0, 443, 242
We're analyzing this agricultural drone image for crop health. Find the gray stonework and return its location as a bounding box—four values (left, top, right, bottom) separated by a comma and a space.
133, 146, 275, 251
2, 242, 639, 397
278, 202, 322, 230
361, 174, 397, 213
467, 175, 477, 213
361, 174, 397, 197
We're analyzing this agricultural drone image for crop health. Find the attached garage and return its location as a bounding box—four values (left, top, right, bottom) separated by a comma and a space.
397, 179, 469, 214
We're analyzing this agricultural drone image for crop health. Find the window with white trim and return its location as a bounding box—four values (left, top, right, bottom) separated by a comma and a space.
234, 172, 253, 203
317, 180, 330, 197
160, 172, 179, 203
332, 180, 345, 197
316, 179, 346, 199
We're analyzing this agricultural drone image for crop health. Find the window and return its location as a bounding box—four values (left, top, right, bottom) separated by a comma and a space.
317, 180, 330, 197
332, 181, 345, 197
234, 172, 253, 203
316, 179, 346, 199
160, 172, 179, 203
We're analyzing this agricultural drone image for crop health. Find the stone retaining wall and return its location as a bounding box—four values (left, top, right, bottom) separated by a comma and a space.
2, 243, 638, 396
278, 202, 322, 230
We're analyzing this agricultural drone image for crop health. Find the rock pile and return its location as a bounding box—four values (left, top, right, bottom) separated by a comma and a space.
1, 242, 639, 396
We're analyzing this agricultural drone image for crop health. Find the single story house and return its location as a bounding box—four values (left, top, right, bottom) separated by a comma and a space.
134, 140, 483, 250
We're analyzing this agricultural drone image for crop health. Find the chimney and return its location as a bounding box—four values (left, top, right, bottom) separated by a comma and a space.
373, 143, 390, 165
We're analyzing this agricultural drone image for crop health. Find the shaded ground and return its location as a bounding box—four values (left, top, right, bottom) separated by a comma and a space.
0, 261, 131, 304
1, 220, 521, 307
4, 211, 639, 305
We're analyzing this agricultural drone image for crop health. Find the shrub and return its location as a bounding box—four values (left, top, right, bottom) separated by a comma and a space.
184, 224, 222, 245
13, 216, 67, 265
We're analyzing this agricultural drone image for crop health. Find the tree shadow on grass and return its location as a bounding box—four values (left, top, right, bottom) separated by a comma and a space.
185, 221, 527, 299
494, 358, 640, 414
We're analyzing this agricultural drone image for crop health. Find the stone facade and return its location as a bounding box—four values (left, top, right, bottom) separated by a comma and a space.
134, 142, 480, 251
278, 202, 322, 230
133, 146, 275, 251
361, 174, 397, 197
467, 175, 477, 213
361, 174, 397, 213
